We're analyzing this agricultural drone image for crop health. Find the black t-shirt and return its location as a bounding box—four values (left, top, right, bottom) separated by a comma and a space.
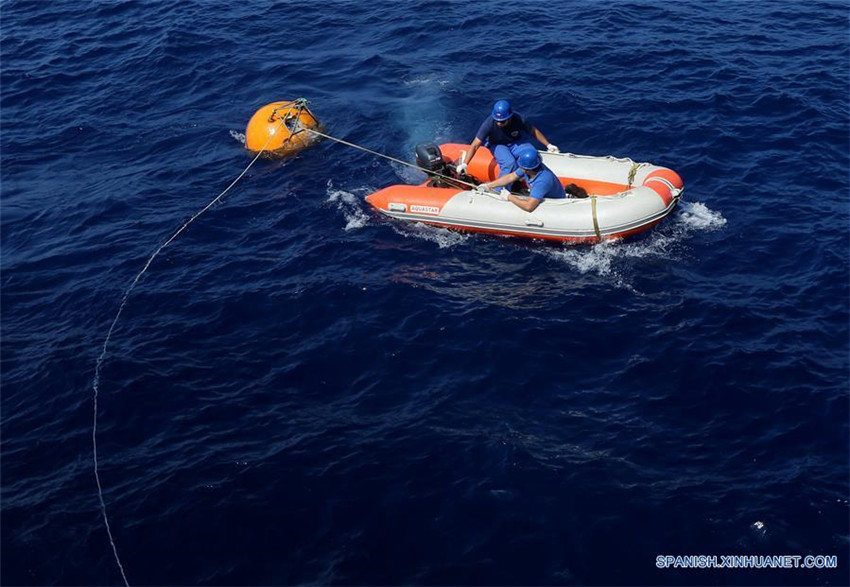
475, 113, 534, 147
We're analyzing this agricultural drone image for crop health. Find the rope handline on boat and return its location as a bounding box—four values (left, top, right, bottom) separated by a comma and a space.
627, 161, 647, 189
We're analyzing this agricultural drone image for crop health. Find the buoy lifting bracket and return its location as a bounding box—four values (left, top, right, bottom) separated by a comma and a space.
264, 98, 316, 146
268, 97, 312, 125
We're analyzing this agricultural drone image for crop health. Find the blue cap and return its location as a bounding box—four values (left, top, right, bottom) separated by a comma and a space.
517, 147, 541, 170
491, 99, 513, 121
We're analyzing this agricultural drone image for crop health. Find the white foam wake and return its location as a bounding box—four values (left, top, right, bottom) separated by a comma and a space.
541, 199, 726, 288
676, 200, 727, 230
324, 180, 469, 248
325, 181, 371, 231
393, 222, 470, 249
401, 73, 452, 88
544, 240, 637, 290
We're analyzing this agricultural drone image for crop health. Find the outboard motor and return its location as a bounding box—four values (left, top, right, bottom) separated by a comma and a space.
414, 143, 446, 175
414, 142, 471, 189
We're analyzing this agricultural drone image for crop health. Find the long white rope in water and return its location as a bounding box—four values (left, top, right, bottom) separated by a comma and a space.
92, 118, 474, 584
91, 123, 283, 587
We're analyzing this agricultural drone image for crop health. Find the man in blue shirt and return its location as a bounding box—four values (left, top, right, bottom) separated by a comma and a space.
456, 99, 560, 181
476, 147, 565, 212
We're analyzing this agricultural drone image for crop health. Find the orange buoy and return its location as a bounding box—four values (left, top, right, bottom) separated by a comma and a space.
245, 99, 320, 156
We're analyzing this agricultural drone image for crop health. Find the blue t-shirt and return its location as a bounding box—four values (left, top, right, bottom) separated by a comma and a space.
475, 112, 534, 147
516, 165, 565, 200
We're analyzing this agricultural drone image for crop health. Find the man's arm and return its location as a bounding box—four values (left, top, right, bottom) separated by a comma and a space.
531, 126, 551, 148
480, 171, 520, 191
459, 118, 492, 170
507, 194, 542, 212
459, 137, 484, 169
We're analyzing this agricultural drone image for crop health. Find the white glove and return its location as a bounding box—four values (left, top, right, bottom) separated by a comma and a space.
456, 161, 468, 174
474, 183, 490, 193
492, 188, 510, 201
547, 144, 560, 154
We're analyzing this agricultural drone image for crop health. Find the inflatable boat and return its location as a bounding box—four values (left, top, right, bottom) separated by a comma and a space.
365, 143, 684, 243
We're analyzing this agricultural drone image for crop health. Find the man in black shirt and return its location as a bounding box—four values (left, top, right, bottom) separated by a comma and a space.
456, 100, 560, 186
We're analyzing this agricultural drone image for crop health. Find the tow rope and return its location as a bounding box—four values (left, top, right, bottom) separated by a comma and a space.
283, 102, 577, 199
294, 122, 480, 190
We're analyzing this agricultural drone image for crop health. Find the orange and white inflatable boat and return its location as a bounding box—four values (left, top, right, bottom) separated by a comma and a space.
365, 143, 684, 243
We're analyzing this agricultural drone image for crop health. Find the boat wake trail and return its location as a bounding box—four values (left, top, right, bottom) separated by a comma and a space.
325, 182, 372, 231
676, 200, 727, 230
544, 240, 641, 291
401, 73, 452, 89
325, 181, 468, 248
393, 223, 470, 249
229, 130, 246, 145
542, 199, 726, 289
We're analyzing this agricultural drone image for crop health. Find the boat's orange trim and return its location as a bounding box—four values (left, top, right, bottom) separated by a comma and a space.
416, 215, 666, 244
365, 184, 460, 213
557, 177, 627, 196
643, 168, 683, 206
418, 220, 597, 243
608, 217, 665, 240
439, 143, 499, 181
644, 178, 673, 206
644, 168, 683, 189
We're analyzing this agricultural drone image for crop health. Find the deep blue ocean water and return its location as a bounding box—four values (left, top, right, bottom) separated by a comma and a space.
2, 1, 848, 585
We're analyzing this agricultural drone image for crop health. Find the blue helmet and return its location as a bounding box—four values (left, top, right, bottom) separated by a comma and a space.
517, 147, 541, 170
491, 99, 513, 121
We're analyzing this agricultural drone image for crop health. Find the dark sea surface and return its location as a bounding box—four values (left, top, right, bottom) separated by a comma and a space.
2, 1, 848, 585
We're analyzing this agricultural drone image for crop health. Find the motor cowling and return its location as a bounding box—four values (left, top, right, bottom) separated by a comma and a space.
414, 143, 446, 174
